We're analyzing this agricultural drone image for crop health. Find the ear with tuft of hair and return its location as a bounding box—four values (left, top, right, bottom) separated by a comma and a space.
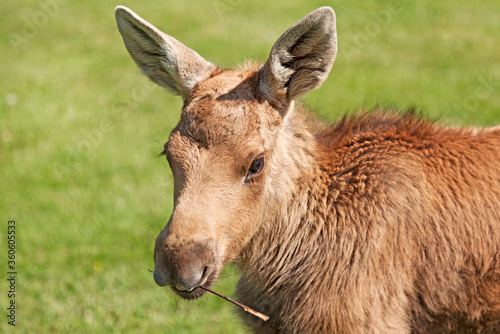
115, 6, 216, 100
258, 7, 337, 113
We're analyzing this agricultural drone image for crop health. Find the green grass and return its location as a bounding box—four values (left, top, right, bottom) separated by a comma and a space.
1, 0, 499, 333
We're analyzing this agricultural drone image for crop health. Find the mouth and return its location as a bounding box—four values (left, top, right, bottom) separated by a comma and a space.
171, 285, 206, 299
170, 270, 219, 300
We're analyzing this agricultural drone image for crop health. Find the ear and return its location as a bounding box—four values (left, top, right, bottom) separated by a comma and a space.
115, 6, 216, 100
258, 7, 337, 111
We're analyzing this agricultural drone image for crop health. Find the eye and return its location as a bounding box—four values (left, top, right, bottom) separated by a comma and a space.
245, 156, 265, 181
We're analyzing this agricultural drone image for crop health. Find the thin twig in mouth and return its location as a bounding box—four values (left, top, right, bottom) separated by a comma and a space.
148, 269, 269, 321
199, 286, 269, 322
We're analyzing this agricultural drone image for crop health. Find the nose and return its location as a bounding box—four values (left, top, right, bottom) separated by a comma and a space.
153, 234, 216, 291
174, 260, 212, 291
153, 267, 169, 287
153, 256, 214, 291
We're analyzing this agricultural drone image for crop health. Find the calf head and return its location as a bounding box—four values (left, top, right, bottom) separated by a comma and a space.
115, 6, 337, 298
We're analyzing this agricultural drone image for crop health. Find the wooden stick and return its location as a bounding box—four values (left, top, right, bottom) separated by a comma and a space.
148, 269, 269, 321
200, 286, 270, 322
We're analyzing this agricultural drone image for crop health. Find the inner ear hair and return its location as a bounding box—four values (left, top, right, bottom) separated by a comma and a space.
258, 7, 337, 113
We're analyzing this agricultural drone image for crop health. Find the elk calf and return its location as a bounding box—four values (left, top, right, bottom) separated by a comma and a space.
115, 6, 500, 333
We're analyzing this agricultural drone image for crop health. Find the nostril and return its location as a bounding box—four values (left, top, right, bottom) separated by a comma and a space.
202, 266, 209, 278
200, 266, 211, 285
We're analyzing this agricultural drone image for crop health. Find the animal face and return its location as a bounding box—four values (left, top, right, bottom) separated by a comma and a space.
156, 70, 284, 296
115, 6, 337, 297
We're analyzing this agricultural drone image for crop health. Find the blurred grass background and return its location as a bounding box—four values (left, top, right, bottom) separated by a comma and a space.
0, 0, 499, 333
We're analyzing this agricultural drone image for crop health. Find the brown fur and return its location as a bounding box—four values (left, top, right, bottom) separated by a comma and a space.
115, 6, 500, 333
238, 109, 500, 333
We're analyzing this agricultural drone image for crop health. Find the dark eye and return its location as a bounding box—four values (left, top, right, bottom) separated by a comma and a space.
246, 156, 265, 181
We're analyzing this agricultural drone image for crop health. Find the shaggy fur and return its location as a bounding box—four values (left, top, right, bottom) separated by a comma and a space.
115, 6, 500, 333
237, 109, 500, 333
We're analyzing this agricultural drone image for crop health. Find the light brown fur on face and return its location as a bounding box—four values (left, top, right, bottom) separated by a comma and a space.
116, 6, 500, 333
